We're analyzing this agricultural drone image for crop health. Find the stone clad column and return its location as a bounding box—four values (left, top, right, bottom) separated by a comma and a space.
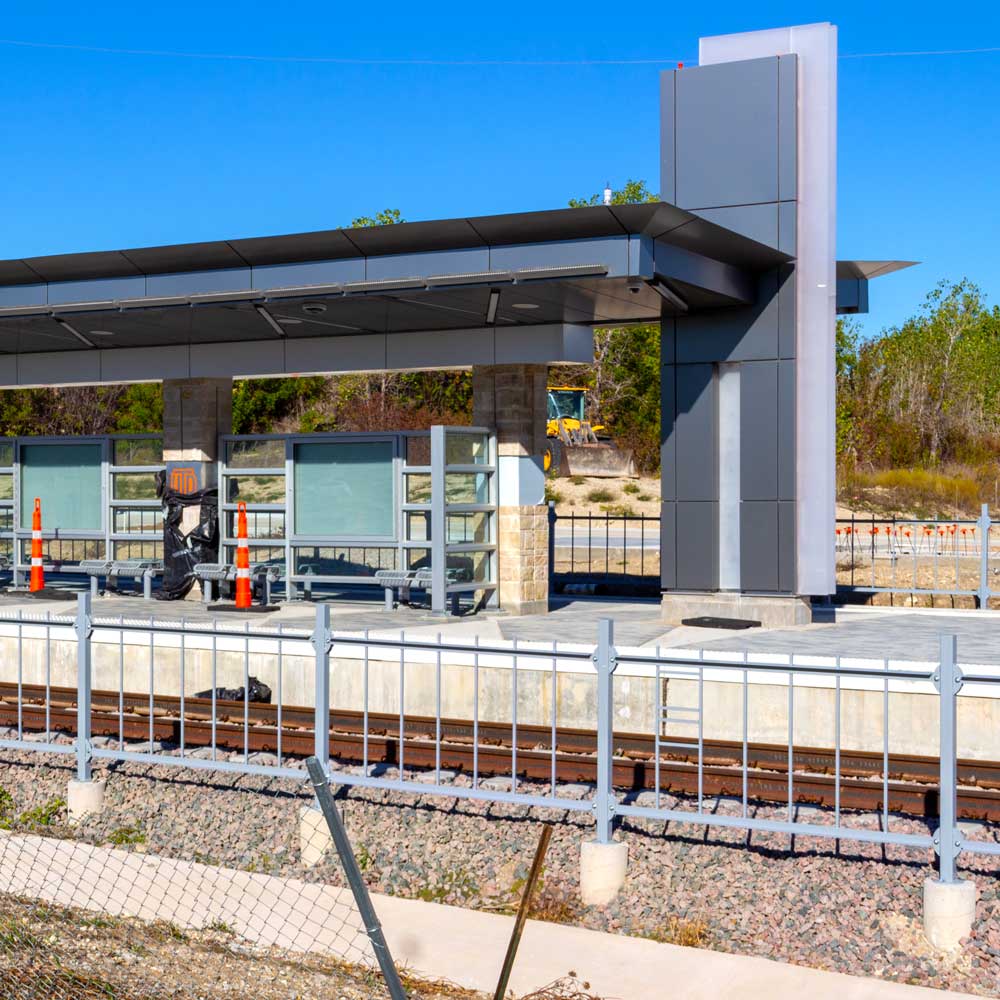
162, 378, 232, 598
472, 364, 548, 616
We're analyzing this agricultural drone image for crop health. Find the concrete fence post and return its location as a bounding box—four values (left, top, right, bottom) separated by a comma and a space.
924, 632, 976, 949
580, 617, 628, 906
68, 592, 104, 822
978, 503, 991, 609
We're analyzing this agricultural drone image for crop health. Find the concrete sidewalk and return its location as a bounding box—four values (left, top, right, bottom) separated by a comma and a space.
0, 830, 972, 999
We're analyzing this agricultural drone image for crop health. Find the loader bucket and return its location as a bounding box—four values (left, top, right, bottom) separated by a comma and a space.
558, 443, 637, 478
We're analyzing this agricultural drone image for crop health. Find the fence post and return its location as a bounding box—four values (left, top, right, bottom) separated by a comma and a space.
429, 424, 447, 615
923, 632, 976, 950
75, 592, 93, 783
594, 617, 617, 844
580, 617, 628, 906
548, 500, 557, 594
67, 591, 105, 822
978, 503, 990, 609
312, 603, 331, 773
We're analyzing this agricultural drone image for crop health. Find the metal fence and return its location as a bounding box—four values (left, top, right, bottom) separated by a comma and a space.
836, 504, 996, 606
1, 593, 997, 886
548, 504, 660, 592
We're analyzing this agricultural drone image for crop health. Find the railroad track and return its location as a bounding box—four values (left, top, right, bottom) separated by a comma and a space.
2, 681, 1000, 821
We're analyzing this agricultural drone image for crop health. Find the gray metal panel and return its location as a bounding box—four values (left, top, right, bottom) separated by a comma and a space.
692, 205, 778, 250
660, 501, 677, 589
740, 361, 778, 501
253, 258, 365, 290
674, 364, 716, 502
778, 359, 796, 500
778, 264, 796, 359
660, 364, 676, 501
661, 315, 676, 365
778, 202, 796, 256
48, 276, 145, 305
368, 248, 490, 281
659, 71, 677, 204
675, 269, 779, 363
0, 284, 45, 308
676, 501, 718, 590
740, 501, 779, 593
778, 501, 796, 592
778, 55, 798, 202
489, 237, 629, 276
628, 236, 655, 278
674, 57, 780, 210
147, 268, 251, 296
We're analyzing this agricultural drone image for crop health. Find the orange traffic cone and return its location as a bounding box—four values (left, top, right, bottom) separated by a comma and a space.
29, 498, 44, 592
234, 502, 252, 609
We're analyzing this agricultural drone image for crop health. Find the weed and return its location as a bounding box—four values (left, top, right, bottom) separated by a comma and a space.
545, 482, 565, 505
569, 475, 587, 486
0, 786, 13, 818
622, 482, 640, 495
107, 824, 145, 847
585, 487, 615, 503
416, 868, 478, 904
637, 492, 654, 502
641, 916, 710, 948
600, 503, 637, 517
521, 973, 604, 998
16, 797, 65, 830
207, 920, 235, 935
356, 844, 373, 872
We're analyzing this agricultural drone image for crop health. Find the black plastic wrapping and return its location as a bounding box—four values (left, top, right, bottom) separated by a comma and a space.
155, 471, 219, 600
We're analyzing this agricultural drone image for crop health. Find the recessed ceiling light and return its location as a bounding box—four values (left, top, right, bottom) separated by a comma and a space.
277, 317, 303, 325
88, 330, 115, 336
302, 302, 327, 315
511, 302, 539, 310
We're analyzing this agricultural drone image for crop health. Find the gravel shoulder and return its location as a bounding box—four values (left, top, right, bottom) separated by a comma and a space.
1, 751, 999, 997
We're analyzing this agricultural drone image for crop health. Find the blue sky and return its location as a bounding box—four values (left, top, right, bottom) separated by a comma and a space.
0, 1, 998, 336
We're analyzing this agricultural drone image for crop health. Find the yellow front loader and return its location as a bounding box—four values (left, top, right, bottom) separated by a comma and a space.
544, 386, 637, 478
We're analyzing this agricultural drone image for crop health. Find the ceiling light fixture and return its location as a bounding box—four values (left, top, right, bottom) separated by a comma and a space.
302, 302, 327, 315
511, 302, 539, 310
485, 288, 500, 324
253, 304, 286, 337
88, 330, 115, 336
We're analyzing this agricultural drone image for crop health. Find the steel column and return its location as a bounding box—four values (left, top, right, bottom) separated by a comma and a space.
312, 603, 331, 773
594, 617, 617, 844
936, 632, 962, 883
429, 425, 447, 614
75, 592, 93, 782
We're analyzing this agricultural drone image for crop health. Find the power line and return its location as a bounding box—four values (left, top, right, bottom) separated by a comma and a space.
0, 37, 998, 66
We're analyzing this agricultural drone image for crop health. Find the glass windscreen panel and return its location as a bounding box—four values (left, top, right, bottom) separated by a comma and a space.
226, 439, 285, 469
0, 442, 15, 467
225, 475, 286, 504
20, 443, 103, 531
113, 509, 163, 534
225, 510, 286, 539
113, 438, 162, 467
293, 546, 397, 577
0, 473, 12, 501
294, 441, 394, 538
446, 473, 490, 505
113, 472, 159, 500
445, 432, 489, 466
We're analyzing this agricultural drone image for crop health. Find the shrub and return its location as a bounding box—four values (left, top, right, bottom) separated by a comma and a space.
569, 475, 587, 486
622, 482, 640, 495
585, 487, 615, 504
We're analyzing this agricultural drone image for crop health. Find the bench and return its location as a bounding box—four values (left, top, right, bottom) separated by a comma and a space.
80, 559, 162, 600
374, 567, 460, 613
193, 562, 281, 605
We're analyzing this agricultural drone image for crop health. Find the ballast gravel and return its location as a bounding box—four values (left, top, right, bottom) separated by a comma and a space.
1, 748, 1000, 997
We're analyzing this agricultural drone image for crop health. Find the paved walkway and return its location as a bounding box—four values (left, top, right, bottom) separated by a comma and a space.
0, 830, 973, 999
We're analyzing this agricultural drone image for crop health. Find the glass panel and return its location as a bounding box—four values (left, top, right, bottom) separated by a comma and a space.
293, 546, 397, 576
113, 508, 163, 534
447, 511, 492, 544
20, 443, 103, 531
405, 473, 431, 504
23, 538, 105, 563
405, 436, 431, 467
113, 472, 159, 500
405, 548, 431, 571
447, 550, 492, 583
405, 511, 431, 542
113, 438, 162, 467
225, 510, 286, 539
226, 439, 285, 469
0, 509, 12, 533
446, 432, 489, 466
113, 541, 164, 560
0, 539, 12, 559
0, 474, 12, 500
446, 472, 490, 504
225, 475, 286, 504
223, 545, 286, 571
0, 442, 13, 467
294, 441, 394, 537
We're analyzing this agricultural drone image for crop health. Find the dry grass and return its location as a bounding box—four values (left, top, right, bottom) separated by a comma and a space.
640, 916, 710, 948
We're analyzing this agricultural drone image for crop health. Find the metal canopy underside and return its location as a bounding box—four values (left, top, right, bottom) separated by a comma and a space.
0, 203, 793, 358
